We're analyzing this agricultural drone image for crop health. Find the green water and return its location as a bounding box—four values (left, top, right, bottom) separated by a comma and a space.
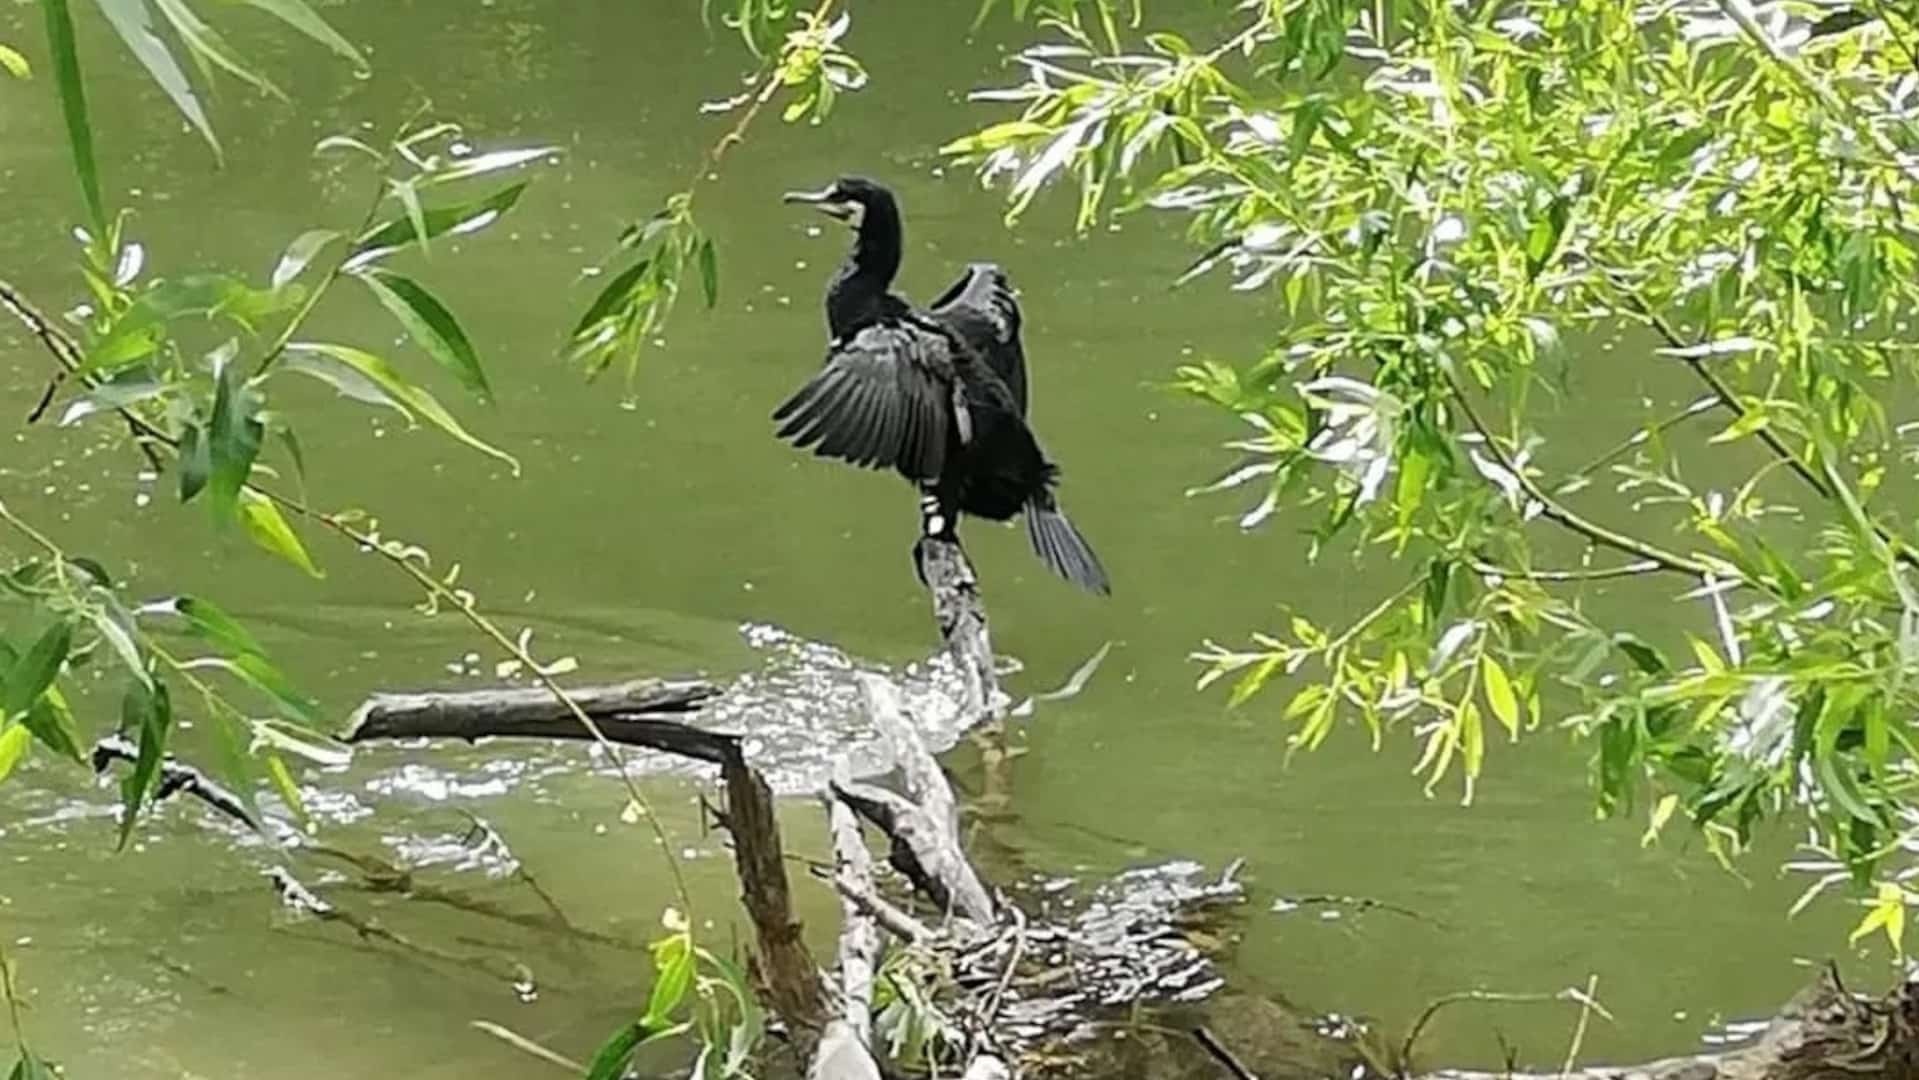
0, 2, 1858, 1077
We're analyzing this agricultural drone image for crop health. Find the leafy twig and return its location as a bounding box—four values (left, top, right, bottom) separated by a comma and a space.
1441, 364, 1726, 580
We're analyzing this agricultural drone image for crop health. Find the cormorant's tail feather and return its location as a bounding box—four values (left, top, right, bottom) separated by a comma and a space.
1025, 496, 1110, 596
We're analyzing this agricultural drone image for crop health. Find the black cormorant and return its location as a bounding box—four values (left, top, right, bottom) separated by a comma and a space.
773, 176, 1110, 596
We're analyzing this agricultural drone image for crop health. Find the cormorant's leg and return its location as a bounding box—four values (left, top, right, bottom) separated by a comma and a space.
912, 484, 960, 587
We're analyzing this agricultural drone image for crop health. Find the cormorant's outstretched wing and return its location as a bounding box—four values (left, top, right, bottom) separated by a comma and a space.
772, 322, 955, 481
929, 263, 1028, 415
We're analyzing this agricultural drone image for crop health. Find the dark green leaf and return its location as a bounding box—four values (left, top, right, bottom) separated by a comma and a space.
4, 621, 72, 718
41, 0, 105, 234
349, 182, 527, 260
172, 595, 265, 658
272, 228, 342, 288
583, 1022, 645, 1080
24, 689, 87, 764
1809, 8, 1871, 37
94, 0, 222, 159
179, 422, 211, 504
8, 1049, 57, 1080
697, 236, 718, 309
236, 0, 365, 68
354, 269, 491, 399
1613, 634, 1667, 675
118, 677, 173, 849
208, 354, 264, 523
569, 257, 650, 338
283, 344, 519, 472
238, 489, 323, 577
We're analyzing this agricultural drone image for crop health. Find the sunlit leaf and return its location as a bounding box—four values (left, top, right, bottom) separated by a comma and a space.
0, 43, 31, 79
94, 0, 222, 159
238, 489, 323, 578
272, 228, 341, 288
353, 268, 491, 399
284, 343, 519, 472
1481, 655, 1519, 738
42, 0, 105, 234
348, 182, 527, 263
644, 931, 694, 1027
170, 595, 265, 657
262, 748, 310, 827
428, 145, 558, 184
0, 724, 31, 784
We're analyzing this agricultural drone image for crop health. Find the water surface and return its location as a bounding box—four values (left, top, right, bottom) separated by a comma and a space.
0, 2, 1854, 1076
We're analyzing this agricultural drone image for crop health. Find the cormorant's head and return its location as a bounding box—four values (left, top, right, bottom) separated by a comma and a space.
782, 176, 895, 232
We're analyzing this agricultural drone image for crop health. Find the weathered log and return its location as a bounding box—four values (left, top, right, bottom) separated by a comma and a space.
1411, 967, 1918, 1080
916, 535, 999, 717
342, 678, 719, 744
714, 736, 833, 1059
809, 796, 884, 1080
830, 676, 996, 925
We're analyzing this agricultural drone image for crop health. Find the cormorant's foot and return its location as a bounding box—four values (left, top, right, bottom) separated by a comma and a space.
910, 536, 932, 587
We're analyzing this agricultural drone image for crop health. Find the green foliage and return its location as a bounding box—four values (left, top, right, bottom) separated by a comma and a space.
583, 913, 764, 1080
568, 2, 866, 391
950, 0, 1919, 943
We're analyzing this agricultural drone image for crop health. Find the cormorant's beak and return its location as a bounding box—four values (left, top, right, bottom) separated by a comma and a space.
782, 187, 856, 221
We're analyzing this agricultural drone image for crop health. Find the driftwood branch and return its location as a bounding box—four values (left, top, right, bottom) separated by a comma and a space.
343, 678, 719, 746
831, 675, 997, 925
810, 796, 885, 1080
1410, 967, 1918, 1080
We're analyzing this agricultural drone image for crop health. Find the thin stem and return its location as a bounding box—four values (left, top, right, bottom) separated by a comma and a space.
1558, 974, 1602, 1078
0, 278, 167, 474
1552, 394, 1718, 493
263, 488, 694, 912
1441, 366, 1727, 580
0, 940, 25, 1053
251, 173, 389, 380
1470, 558, 1662, 583
684, 0, 841, 202
1615, 287, 1919, 571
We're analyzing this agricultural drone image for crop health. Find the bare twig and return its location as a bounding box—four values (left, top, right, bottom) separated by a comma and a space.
470, 1020, 584, 1074
1400, 985, 1615, 1072
1558, 975, 1601, 1078
1193, 1025, 1262, 1080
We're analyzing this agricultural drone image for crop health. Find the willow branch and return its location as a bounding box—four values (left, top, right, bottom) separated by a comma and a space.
1551, 394, 1718, 494
0, 278, 166, 474
1618, 290, 1919, 571
1441, 368, 1726, 580
0, 276, 694, 914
